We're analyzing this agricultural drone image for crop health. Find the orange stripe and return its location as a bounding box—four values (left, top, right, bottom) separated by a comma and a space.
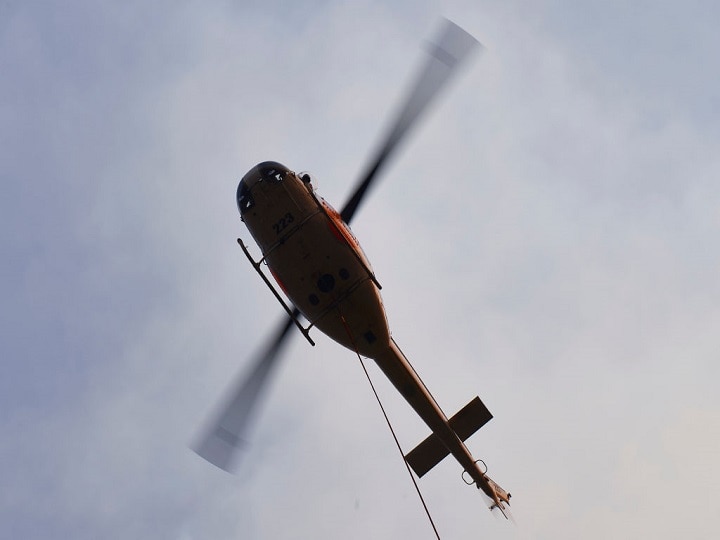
268, 268, 288, 294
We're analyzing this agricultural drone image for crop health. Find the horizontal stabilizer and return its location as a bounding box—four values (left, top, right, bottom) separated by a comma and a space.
405, 396, 492, 478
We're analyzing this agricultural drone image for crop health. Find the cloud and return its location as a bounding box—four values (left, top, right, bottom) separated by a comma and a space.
3, 1, 720, 539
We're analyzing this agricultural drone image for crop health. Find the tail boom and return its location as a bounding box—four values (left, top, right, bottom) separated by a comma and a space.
368, 339, 510, 509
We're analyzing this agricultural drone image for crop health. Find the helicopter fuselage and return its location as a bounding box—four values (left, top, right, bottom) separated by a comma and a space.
236, 161, 510, 507
238, 161, 388, 357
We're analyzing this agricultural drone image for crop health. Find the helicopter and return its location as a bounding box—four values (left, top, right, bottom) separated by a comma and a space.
193, 19, 512, 516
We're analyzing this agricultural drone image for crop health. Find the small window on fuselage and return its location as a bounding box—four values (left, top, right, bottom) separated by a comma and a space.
237, 182, 255, 213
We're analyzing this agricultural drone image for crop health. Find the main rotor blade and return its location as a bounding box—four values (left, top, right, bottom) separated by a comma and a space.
193, 310, 298, 472
339, 19, 481, 224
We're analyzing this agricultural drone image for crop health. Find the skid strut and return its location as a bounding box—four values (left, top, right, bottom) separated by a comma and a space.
237, 238, 315, 346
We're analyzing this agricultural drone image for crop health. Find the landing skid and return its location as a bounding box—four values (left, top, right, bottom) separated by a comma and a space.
237, 238, 315, 346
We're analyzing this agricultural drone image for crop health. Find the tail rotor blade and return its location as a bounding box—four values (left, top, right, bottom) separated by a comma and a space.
340, 19, 481, 224
193, 312, 297, 472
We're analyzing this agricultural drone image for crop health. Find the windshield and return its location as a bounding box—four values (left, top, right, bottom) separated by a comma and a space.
236, 180, 254, 213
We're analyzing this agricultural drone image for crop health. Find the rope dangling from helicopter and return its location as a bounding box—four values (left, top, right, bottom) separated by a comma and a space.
337, 312, 441, 540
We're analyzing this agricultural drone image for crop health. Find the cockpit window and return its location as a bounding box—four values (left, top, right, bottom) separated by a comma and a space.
236, 181, 254, 213
260, 166, 285, 183
254, 161, 292, 184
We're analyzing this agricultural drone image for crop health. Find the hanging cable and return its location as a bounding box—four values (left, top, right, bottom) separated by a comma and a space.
338, 314, 441, 540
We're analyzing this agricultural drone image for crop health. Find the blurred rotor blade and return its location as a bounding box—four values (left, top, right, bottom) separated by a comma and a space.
339, 18, 481, 225
193, 310, 298, 472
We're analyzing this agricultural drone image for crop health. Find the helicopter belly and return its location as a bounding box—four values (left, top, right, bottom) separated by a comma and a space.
263, 214, 390, 358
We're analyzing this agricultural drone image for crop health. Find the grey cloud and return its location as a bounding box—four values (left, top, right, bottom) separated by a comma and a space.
2, 1, 720, 539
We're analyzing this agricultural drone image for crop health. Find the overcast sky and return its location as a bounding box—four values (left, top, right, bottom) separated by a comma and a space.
2, 1, 720, 539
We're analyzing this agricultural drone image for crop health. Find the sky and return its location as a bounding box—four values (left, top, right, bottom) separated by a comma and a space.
2, 1, 720, 538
